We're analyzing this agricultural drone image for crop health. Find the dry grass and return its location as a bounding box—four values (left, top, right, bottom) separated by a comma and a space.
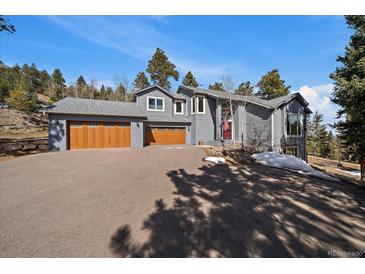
308, 155, 359, 170
204, 144, 255, 166
0, 130, 48, 140
308, 155, 361, 185
205, 146, 363, 186
0, 108, 48, 140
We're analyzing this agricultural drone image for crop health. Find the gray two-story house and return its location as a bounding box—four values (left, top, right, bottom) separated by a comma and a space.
46, 84, 311, 160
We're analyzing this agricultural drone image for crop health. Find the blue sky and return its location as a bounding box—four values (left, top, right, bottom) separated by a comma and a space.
0, 16, 352, 127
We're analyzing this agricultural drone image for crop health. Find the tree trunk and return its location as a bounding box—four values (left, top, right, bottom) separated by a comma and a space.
361, 158, 365, 182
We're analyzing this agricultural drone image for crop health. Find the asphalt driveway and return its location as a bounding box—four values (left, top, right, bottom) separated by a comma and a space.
1, 146, 364, 257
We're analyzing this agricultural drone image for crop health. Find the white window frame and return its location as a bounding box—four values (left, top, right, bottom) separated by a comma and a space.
147, 96, 165, 112
174, 101, 184, 115
196, 96, 206, 114
286, 112, 302, 137
191, 97, 196, 114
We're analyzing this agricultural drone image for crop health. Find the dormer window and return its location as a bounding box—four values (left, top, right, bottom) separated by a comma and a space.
147, 96, 164, 111
174, 101, 183, 114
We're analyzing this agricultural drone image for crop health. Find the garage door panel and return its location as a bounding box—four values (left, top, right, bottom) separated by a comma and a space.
69, 121, 130, 149
146, 127, 186, 145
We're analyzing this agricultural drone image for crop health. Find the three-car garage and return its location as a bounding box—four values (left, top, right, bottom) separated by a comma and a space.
67, 121, 187, 149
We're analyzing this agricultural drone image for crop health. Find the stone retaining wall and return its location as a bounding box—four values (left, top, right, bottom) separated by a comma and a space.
0, 137, 48, 155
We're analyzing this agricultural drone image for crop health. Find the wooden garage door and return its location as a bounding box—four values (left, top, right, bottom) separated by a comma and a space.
69, 121, 130, 149
146, 127, 186, 145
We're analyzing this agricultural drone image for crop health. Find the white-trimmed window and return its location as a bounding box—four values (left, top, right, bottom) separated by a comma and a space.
174, 101, 183, 114
147, 96, 164, 111
197, 96, 205, 114
286, 112, 302, 136
191, 97, 196, 114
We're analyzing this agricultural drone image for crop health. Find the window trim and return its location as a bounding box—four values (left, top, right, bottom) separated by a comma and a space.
174, 101, 184, 115
286, 112, 302, 137
147, 96, 165, 112
196, 96, 206, 114
191, 97, 196, 114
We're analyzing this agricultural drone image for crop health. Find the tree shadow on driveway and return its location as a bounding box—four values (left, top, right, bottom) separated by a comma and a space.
110, 162, 365, 257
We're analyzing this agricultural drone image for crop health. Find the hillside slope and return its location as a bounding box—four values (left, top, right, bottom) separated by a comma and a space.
0, 109, 48, 139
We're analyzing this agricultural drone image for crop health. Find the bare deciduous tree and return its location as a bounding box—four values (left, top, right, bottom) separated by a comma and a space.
221, 73, 235, 144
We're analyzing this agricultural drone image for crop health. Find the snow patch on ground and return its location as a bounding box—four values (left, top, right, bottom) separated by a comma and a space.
252, 152, 341, 182
336, 168, 361, 177
204, 156, 226, 165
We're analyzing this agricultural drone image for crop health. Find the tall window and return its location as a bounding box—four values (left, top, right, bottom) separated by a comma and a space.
148, 97, 164, 111
197, 96, 205, 114
191, 97, 196, 114
286, 113, 301, 136
175, 101, 183, 114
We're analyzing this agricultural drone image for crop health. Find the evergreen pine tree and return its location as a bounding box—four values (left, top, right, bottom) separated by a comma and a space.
256, 69, 291, 99
114, 84, 127, 101
330, 15, 365, 181
50, 68, 66, 101
75, 76, 88, 98
0, 16, 16, 34
308, 111, 330, 157
99, 85, 107, 100
105, 86, 114, 100
146, 48, 179, 89
208, 82, 224, 91
133, 72, 150, 89
6, 76, 39, 112
235, 81, 254, 96
182, 71, 198, 87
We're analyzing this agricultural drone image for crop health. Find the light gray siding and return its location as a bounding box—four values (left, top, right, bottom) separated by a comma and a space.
131, 121, 144, 148
272, 107, 283, 152
234, 105, 246, 142
178, 88, 198, 144
216, 102, 221, 140
48, 113, 144, 150
194, 96, 216, 144
48, 114, 67, 151
136, 88, 174, 117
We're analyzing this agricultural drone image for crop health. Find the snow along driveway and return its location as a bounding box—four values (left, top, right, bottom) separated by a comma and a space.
252, 152, 341, 182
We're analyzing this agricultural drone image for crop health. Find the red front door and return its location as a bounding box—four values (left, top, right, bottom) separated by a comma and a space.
223, 121, 232, 140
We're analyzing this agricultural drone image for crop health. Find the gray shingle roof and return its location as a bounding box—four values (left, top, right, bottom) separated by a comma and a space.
134, 85, 187, 100
45, 97, 146, 117
179, 86, 273, 108
145, 115, 191, 123
178, 86, 311, 112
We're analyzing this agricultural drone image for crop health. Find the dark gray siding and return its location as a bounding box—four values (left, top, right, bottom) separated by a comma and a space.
245, 103, 272, 150
278, 98, 307, 160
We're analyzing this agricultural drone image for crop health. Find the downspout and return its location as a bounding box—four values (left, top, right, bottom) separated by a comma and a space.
271, 111, 274, 151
